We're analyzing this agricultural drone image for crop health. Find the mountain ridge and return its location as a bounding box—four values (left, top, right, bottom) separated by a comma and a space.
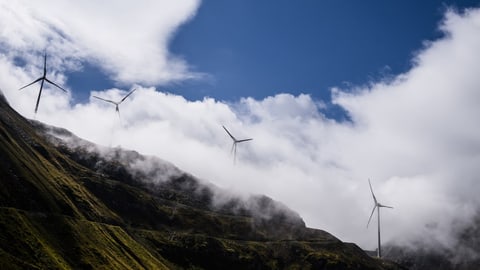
0, 90, 402, 269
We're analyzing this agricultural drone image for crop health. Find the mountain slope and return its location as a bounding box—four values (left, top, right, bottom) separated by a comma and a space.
383, 216, 480, 270
0, 91, 401, 269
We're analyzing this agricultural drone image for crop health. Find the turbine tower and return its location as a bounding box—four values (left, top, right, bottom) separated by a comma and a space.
367, 179, 393, 258
222, 125, 252, 164
93, 88, 136, 118
18, 52, 67, 114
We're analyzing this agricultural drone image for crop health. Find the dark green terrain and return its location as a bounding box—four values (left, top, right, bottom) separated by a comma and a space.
0, 91, 402, 269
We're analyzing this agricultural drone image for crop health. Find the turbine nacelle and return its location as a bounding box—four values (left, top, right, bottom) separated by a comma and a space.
18, 52, 67, 114
93, 88, 136, 118
367, 179, 393, 258
222, 125, 252, 164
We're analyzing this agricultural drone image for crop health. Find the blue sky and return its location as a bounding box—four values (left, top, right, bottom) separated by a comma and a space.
69, 1, 479, 119
2, 1, 480, 251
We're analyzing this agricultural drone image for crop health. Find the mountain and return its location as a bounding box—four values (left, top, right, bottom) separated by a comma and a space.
383, 215, 480, 270
0, 91, 402, 269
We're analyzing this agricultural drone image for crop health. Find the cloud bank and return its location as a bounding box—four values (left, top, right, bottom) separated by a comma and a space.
0, 0, 201, 85
1, 2, 480, 256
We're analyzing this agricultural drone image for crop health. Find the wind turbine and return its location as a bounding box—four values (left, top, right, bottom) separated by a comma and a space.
222, 125, 252, 164
18, 52, 67, 114
93, 88, 136, 118
367, 179, 393, 258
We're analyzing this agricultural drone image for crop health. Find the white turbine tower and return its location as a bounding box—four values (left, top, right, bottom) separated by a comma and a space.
367, 179, 393, 258
222, 125, 252, 164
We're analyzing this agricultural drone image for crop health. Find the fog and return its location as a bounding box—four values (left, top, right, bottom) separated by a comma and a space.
1, 1, 480, 256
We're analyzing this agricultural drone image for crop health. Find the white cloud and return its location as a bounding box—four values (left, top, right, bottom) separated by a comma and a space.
1, 3, 480, 258
0, 0, 201, 85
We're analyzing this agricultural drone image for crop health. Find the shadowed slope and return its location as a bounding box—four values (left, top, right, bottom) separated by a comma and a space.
0, 91, 402, 269
0, 91, 170, 269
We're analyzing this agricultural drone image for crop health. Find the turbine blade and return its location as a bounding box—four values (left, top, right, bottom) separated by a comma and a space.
237, 138, 253, 143
230, 142, 235, 155
379, 204, 393, 209
93, 96, 117, 105
45, 78, 67, 92
120, 88, 137, 103
34, 79, 45, 114
19, 77, 43, 90
367, 205, 376, 228
368, 179, 378, 204
43, 52, 47, 76
234, 142, 237, 164
223, 125, 236, 141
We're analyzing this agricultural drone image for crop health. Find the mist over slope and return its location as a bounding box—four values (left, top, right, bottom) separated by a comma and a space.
0, 91, 403, 269
35, 119, 307, 232
1, 8, 480, 255
1, 6, 480, 267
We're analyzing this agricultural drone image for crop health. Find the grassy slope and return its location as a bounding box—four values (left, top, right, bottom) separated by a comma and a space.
0, 94, 169, 269
0, 93, 401, 269
0, 208, 169, 269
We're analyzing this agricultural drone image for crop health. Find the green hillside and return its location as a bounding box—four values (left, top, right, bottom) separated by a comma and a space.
0, 91, 402, 269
